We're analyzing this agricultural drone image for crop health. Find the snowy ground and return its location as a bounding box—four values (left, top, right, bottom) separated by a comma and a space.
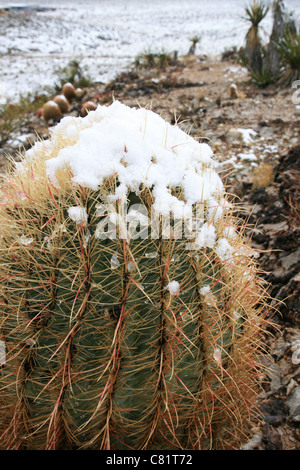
0, 0, 300, 102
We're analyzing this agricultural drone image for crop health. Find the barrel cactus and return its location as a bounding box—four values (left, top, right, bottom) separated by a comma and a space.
0, 101, 268, 450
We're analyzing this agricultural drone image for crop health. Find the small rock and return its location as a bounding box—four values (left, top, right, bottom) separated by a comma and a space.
242, 431, 263, 450
286, 379, 297, 396
268, 362, 282, 393
280, 249, 300, 271
286, 386, 300, 422
262, 221, 289, 238
260, 398, 287, 427
272, 336, 289, 360
261, 425, 283, 450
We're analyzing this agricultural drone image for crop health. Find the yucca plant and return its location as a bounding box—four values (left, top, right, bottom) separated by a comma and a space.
134, 49, 173, 69
249, 63, 275, 87
188, 36, 201, 56
242, 1, 270, 74
276, 29, 300, 85
244, 1, 269, 27
266, 0, 297, 79
0, 101, 270, 450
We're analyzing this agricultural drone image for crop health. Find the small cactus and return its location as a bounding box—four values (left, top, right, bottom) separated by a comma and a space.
81, 100, 97, 116
42, 100, 62, 122
75, 88, 84, 100
53, 94, 70, 114
0, 102, 269, 450
62, 82, 76, 100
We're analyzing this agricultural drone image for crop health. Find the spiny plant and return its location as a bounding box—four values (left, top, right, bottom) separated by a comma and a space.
188, 36, 201, 56
266, 0, 297, 79
0, 101, 271, 450
54, 59, 92, 91
276, 29, 300, 85
134, 48, 174, 69
249, 63, 274, 87
244, 1, 269, 27
241, 1, 269, 74
240, 0, 299, 88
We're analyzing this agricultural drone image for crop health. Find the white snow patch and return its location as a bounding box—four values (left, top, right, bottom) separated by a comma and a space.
42, 101, 224, 216
0, 340, 6, 366
223, 225, 236, 239
233, 310, 241, 320
145, 251, 158, 259
195, 222, 216, 249
206, 198, 224, 223
126, 208, 150, 226
166, 281, 180, 296
1, 0, 300, 104
199, 285, 211, 296
110, 253, 120, 270
215, 238, 233, 261
68, 206, 88, 225
238, 152, 257, 161
45, 100, 59, 109
236, 128, 257, 145
213, 348, 222, 364
18, 236, 34, 246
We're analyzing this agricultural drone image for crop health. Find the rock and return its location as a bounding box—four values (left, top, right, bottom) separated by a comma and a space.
272, 335, 290, 360
261, 424, 283, 450
35, 108, 43, 118
260, 398, 287, 426
274, 229, 299, 251
242, 431, 263, 450
227, 127, 257, 146
286, 378, 297, 396
262, 221, 289, 237
290, 338, 300, 366
280, 248, 300, 271
275, 277, 300, 324
286, 386, 300, 422
268, 362, 282, 394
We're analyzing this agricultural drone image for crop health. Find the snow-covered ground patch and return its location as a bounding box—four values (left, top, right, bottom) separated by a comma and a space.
1, 0, 299, 102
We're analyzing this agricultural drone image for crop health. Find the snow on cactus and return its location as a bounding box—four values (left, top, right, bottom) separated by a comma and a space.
0, 101, 269, 450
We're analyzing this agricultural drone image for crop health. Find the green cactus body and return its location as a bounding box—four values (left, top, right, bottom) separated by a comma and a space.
0, 102, 267, 450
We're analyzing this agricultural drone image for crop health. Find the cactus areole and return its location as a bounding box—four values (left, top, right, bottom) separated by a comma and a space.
0, 101, 267, 450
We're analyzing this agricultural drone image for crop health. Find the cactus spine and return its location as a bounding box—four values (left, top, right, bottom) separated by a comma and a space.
0, 102, 268, 450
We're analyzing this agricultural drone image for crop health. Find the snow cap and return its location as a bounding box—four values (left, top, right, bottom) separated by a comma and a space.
41, 101, 224, 215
